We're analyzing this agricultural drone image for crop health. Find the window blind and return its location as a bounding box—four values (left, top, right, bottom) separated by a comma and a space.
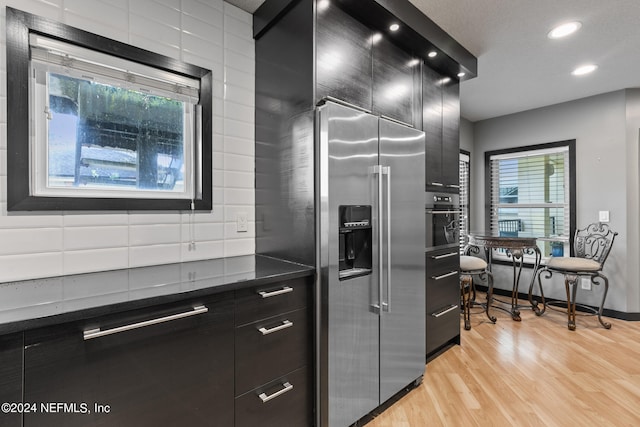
489, 146, 570, 244
459, 152, 470, 252
30, 34, 200, 101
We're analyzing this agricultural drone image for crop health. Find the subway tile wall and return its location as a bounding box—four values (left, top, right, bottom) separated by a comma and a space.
0, 0, 255, 282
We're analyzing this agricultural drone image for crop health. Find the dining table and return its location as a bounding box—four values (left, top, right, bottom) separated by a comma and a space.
466, 233, 542, 321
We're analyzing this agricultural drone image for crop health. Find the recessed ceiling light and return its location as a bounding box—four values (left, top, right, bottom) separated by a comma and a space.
548, 21, 582, 39
427, 51, 437, 58
408, 59, 420, 67
457, 72, 466, 78
371, 33, 383, 44
389, 23, 400, 32
572, 64, 597, 76
317, 0, 330, 11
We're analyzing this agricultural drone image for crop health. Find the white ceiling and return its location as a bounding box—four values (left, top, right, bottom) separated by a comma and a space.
226, 0, 640, 122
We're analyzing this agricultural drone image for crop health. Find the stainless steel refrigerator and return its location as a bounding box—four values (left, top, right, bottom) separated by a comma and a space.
316, 100, 426, 427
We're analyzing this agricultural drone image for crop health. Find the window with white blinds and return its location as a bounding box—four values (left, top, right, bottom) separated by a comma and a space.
459, 151, 470, 253
486, 141, 575, 261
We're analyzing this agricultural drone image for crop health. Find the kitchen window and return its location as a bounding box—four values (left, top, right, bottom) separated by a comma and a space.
485, 140, 576, 262
6, 8, 212, 211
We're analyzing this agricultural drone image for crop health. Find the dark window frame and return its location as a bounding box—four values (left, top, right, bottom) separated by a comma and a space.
6, 7, 212, 211
484, 139, 576, 262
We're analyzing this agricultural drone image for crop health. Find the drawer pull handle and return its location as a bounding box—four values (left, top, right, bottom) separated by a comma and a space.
258, 320, 293, 335
432, 304, 458, 318
83, 305, 208, 341
259, 382, 294, 403
431, 271, 458, 280
431, 252, 458, 260
258, 286, 294, 298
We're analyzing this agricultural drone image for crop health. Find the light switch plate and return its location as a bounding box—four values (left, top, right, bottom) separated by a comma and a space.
598, 210, 610, 223
236, 212, 248, 232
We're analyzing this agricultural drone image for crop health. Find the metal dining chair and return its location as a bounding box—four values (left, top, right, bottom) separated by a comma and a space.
460, 244, 496, 330
533, 222, 618, 330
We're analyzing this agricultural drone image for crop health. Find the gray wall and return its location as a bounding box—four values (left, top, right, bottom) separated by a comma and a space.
469, 90, 639, 313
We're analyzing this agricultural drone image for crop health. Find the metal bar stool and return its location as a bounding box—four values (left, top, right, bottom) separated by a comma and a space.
460, 245, 496, 329
532, 222, 618, 330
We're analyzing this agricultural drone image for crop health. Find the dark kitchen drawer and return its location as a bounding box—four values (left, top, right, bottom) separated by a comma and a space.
23, 293, 234, 427
235, 277, 311, 327
235, 308, 311, 396
426, 301, 460, 355
235, 366, 312, 427
426, 269, 459, 312
426, 249, 460, 275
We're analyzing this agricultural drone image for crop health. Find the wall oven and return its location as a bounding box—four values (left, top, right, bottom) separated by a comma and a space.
425, 191, 460, 251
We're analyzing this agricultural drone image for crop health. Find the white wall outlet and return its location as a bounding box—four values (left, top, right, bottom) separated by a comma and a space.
598, 210, 610, 223
581, 277, 592, 291
236, 212, 248, 232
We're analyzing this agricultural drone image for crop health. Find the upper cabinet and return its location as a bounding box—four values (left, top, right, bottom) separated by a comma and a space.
316, 4, 373, 111
316, 3, 421, 127
423, 66, 460, 192
372, 37, 421, 127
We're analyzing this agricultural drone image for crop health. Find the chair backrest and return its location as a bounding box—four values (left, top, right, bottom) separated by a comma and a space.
574, 223, 618, 265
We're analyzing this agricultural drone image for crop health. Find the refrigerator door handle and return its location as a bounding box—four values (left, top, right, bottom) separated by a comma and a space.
383, 166, 391, 312
373, 164, 384, 314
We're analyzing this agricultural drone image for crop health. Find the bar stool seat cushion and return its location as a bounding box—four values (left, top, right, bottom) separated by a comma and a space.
547, 256, 601, 272
460, 255, 488, 272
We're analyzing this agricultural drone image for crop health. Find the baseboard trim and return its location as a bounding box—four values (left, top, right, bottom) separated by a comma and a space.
475, 285, 640, 321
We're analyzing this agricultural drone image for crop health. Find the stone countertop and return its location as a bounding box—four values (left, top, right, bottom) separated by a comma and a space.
0, 255, 314, 335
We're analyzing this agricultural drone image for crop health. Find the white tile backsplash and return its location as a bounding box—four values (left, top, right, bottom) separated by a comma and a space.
129, 224, 182, 246
0, 253, 63, 282
224, 49, 255, 74
64, 226, 129, 251
224, 101, 254, 124
64, 248, 129, 275
153, 0, 181, 11
224, 170, 254, 189
0, 228, 63, 255
5, 0, 62, 20
225, 84, 255, 108
224, 238, 254, 257
129, 243, 182, 267
224, 188, 254, 206
223, 11, 253, 40
224, 32, 255, 59
130, 0, 181, 27
224, 153, 254, 172
182, 14, 223, 44
0, 0, 255, 282
129, 14, 182, 47
0, 124, 7, 150
224, 117, 254, 140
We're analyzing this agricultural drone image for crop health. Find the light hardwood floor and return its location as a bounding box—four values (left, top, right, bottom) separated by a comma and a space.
367, 296, 640, 427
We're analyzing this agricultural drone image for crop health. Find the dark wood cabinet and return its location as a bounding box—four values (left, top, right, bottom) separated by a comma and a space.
372, 36, 421, 127
234, 277, 313, 427
23, 293, 235, 427
442, 80, 460, 188
423, 66, 460, 192
425, 248, 460, 356
316, 4, 373, 109
316, 3, 420, 127
0, 333, 23, 427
